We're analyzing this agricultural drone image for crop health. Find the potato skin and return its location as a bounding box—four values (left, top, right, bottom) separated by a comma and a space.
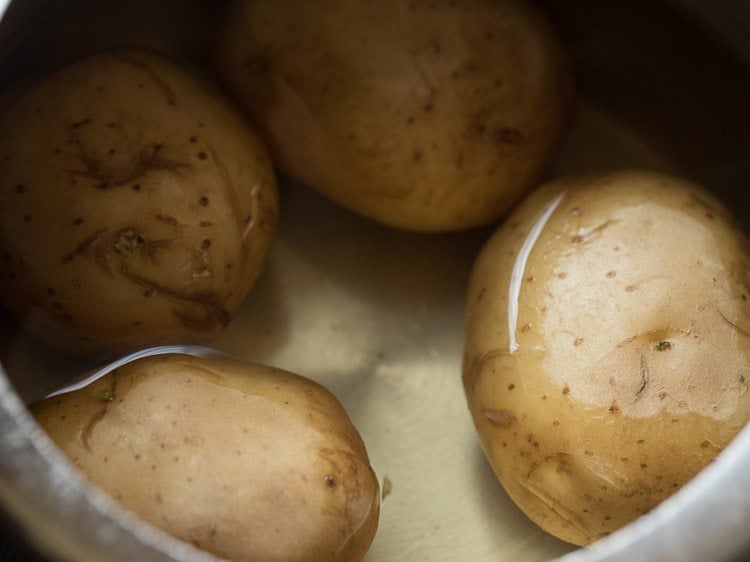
0, 50, 278, 356
31, 354, 380, 562
217, 0, 573, 232
463, 171, 750, 545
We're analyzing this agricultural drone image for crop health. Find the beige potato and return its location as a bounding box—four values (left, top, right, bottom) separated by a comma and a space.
31, 353, 380, 562
0, 49, 278, 356
217, 0, 573, 232
463, 170, 750, 545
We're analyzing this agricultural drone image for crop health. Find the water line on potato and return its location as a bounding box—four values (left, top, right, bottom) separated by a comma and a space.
507, 190, 566, 354
44, 345, 221, 399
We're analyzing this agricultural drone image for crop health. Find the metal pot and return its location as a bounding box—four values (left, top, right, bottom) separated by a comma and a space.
0, 1, 749, 560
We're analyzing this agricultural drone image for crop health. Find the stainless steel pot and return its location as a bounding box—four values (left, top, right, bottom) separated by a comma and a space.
0, 1, 749, 560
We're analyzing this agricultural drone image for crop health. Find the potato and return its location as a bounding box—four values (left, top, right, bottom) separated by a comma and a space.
0, 49, 278, 356
217, 0, 573, 232
31, 353, 380, 562
463, 170, 750, 545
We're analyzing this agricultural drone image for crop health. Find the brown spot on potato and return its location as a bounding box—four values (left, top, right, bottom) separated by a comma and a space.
507, 383, 515, 390
562, 385, 570, 396
471, 122, 487, 135
494, 127, 525, 144
69, 117, 92, 130
634, 355, 650, 401
73, 218, 84, 226
154, 213, 179, 226
62, 228, 107, 264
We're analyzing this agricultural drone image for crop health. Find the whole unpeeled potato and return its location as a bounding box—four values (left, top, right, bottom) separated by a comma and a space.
463, 170, 750, 545
0, 49, 278, 356
31, 353, 380, 562
217, 0, 573, 232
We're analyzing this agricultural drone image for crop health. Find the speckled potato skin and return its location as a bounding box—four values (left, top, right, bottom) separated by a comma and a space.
0, 50, 278, 356
31, 354, 380, 562
217, 0, 573, 232
463, 170, 750, 545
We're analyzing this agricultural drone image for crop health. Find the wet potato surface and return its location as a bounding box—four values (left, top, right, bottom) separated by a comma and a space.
463, 171, 750, 545
31, 354, 380, 562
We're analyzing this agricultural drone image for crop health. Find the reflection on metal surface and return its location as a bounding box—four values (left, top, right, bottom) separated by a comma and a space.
507, 191, 566, 354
